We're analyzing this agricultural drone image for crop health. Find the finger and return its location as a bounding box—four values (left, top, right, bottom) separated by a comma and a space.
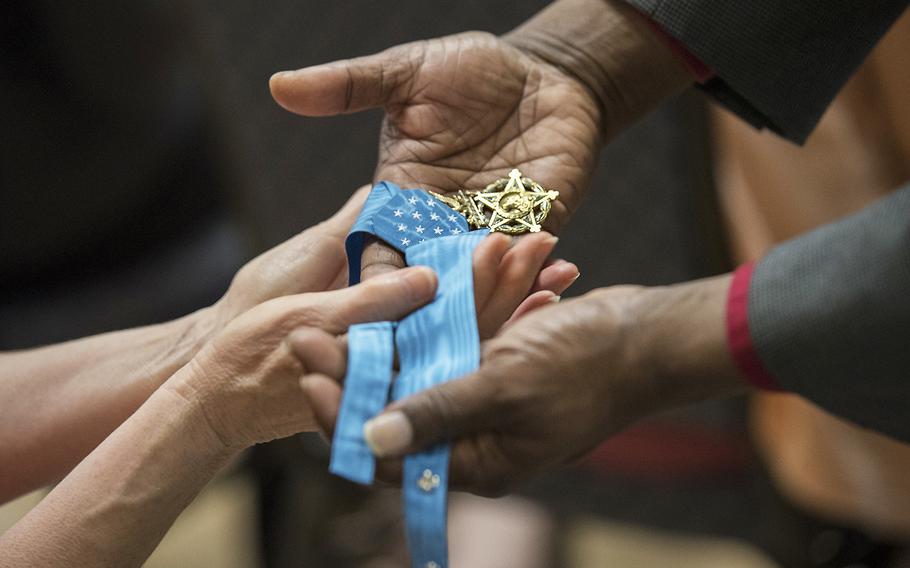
287, 328, 348, 379
328, 265, 349, 291
312, 265, 438, 333
373, 438, 514, 497
504, 290, 559, 327
448, 437, 517, 496
270, 44, 417, 116
531, 260, 580, 295
361, 237, 406, 281
471, 233, 512, 313
477, 233, 557, 335
300, 374, 343, 439
240, 191, 365, 294
362, 371, 498, 458
259, 235, 346, 296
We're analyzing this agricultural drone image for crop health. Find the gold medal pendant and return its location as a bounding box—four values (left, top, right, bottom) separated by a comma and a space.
431, 169, 559, 235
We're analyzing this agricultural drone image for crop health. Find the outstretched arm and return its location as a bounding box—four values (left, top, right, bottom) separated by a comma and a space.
0, 312, 212, 503
0, 269, 440, 568
0, 188, 365, 502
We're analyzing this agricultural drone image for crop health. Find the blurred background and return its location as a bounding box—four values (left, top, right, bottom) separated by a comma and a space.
1, 1, 908, 567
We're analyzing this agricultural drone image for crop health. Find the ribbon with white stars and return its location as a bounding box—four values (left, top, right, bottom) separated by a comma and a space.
333, 181, 486, 568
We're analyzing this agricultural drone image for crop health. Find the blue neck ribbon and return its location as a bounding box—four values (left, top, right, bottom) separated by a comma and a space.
331, 181, 488, 568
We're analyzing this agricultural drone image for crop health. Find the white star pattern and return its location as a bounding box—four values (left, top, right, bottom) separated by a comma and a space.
415, 226, 425, 234
426, 199, 436, 207
411, 211, 422, 220
450, 228, 462, 235
393, 209, 403, 217
447, 214, 458, 222
400, 237, 411, 246
397, 224, 407, 232
408, 196, 419, 205
433, 227, 444, 235
430, 212, 440, 221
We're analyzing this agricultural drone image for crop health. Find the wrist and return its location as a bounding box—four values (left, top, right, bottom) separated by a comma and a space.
161, 361, 244, 455
503, 0, 692, 140
630, 275, 750, 411
152, 381, 239, 464
144, 306, 217, 391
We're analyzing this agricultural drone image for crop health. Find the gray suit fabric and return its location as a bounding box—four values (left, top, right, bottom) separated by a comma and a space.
751, 186, 910, 442
624, 0, 908, 143
621, 1, 910, 440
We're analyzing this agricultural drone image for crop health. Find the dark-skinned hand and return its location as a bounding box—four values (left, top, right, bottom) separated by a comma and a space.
269, 30, 603, 281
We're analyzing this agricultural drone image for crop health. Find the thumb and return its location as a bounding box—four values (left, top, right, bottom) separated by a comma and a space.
363, 371, 499, 458
269, 44, 417, 116
316, 265, 438, 333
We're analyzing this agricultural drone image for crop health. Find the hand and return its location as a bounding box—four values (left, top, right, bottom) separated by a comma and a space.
269, 31, 602, 280
269, 0, 691, 279
270, 32, 602, 225
165, 266, 438, 450
468, 232, 579, 338
213, 185, 577, 338
209, 186, 369, 332
303, 275, 748, 495
166, 229, 576, 450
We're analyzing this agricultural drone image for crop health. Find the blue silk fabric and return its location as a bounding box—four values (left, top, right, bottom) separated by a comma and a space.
331, 181, 488, 568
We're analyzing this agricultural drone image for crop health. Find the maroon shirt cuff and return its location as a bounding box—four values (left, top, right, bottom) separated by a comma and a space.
726, 263, 784, 391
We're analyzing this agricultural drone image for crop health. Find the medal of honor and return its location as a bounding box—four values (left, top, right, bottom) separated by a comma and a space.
431, 169, 559, 234
335, 172, 560, 568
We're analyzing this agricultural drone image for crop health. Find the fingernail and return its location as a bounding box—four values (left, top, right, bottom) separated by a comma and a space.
550, 295, 562, 303
364, 411, 412, 457
546, 236, 559, 247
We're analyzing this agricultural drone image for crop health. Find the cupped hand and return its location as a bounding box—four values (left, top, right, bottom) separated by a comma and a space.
301, 277, 745, 496
212, 183, 576, 338
299, 287, 631, 493
165, 266, 439, 450
270, 31, 603, 279
166, 229, 577, 451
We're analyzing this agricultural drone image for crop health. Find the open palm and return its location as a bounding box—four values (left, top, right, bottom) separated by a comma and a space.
271, 31, 603, 235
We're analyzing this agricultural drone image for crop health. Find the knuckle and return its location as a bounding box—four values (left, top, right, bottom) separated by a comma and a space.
276, 341, 305, 375
416, 386, 462, 441
283, 300, 329, 330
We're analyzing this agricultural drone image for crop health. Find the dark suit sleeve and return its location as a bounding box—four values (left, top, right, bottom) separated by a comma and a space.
624, 0, 908, 143
745, 185, 910, 442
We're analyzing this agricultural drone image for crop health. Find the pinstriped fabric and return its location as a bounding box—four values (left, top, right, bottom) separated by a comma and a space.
624, 0, 908, 143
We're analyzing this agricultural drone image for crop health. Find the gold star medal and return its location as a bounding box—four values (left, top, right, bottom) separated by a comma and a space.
430, 169, 559, 235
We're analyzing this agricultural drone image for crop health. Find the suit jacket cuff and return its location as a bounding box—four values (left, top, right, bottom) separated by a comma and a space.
642, 18, 714, 83
726, 262, 784, 391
